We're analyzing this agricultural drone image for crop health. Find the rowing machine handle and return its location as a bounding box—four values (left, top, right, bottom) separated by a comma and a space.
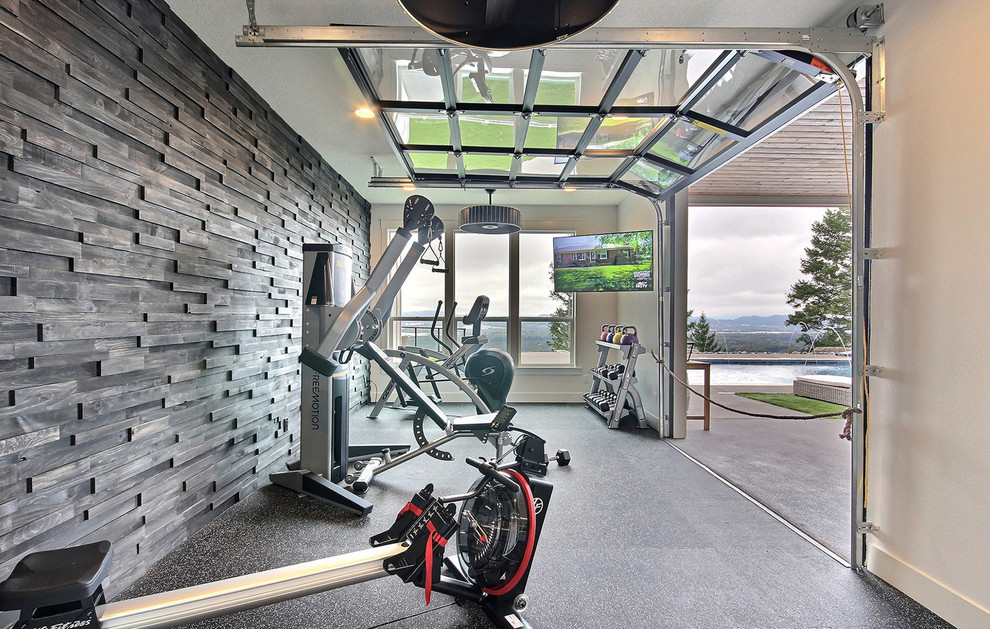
464, 457, 520, 493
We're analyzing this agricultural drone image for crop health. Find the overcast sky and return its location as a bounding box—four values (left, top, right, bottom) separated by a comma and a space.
397, 207, 828, 320
688, 206, 829, 320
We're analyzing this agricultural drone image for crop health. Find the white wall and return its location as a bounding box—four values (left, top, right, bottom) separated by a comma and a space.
370, 201, 618, 403
616, 195, 663, 429
868, 1, 990, 626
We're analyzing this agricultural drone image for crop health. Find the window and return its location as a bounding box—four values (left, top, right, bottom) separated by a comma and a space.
577, 252, 586, 261
385, 227, 575, 367
518, 232, 573, 365
387, 229, 446, 353
598, 250, 608, 260
455, 232, 509, 352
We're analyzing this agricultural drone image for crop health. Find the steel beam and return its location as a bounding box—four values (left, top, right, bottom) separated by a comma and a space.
434, 49, 466, 180
236, 26, 875, 54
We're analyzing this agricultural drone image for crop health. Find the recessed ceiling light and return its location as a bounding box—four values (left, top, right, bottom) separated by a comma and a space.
354, 107, 375, 119
563, 186, 577, 192
402, 184, 417, 191
612, 115, 629, 121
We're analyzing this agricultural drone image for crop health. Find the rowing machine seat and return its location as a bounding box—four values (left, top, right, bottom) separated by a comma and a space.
0, 540, 112, 610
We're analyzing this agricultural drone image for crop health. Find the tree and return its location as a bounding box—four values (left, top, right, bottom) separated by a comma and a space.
596, 231, 653, 262
689, 311, 723, 353
547, 263, 572, 351
786, 207, 852, 348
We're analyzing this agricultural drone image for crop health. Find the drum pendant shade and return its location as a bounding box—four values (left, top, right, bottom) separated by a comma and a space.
459, 189, 521, 234
397, 0, 620, 50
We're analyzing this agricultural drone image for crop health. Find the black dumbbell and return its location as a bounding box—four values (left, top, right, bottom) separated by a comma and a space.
551, 449, 571, 466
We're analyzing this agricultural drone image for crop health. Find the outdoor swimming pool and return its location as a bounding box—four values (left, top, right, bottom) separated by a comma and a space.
688, 360, 851, 385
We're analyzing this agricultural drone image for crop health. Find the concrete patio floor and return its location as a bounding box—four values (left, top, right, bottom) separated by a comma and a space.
677, 384, 852, 560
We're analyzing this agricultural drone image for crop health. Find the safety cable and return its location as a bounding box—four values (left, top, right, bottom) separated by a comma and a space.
649, 350, 861, 430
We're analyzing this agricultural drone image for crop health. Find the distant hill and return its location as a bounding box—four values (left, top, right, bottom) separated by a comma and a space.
689, 314, 792, 332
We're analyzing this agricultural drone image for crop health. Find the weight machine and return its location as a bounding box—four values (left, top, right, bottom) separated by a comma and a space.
274, 195, 557, 515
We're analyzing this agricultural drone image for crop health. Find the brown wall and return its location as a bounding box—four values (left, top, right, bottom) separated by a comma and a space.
0, 0, 370, 604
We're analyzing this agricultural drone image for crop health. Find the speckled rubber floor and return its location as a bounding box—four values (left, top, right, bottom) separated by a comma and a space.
116, 403, 953, 628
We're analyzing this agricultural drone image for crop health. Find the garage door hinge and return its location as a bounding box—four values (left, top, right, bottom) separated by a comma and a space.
861, 111, 885, 125
863, 365, 883, 377
857, 522, 879, 535
863, 248, 885, 259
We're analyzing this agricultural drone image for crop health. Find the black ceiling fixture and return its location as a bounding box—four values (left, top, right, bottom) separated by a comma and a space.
396, 0, 620, 50
459, 189, 522, 234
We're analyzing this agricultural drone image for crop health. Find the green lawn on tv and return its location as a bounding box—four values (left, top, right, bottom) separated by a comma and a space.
554, 263, 653, 292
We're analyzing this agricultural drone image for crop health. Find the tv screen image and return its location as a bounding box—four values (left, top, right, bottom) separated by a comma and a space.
552, 230, 654, 293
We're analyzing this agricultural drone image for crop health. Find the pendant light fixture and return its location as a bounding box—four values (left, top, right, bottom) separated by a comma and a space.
458, 189, 521, 234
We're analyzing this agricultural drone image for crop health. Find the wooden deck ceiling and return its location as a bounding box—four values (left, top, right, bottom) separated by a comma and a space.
689, 89, 854, 207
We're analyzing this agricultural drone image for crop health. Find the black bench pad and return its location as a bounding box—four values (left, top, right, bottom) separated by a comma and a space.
0, 540, 112, 610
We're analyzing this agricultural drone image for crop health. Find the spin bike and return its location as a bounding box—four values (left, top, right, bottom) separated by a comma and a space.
0, 431, 555, 629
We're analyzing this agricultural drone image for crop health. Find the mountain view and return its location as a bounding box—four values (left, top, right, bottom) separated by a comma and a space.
689, 314, 828, 353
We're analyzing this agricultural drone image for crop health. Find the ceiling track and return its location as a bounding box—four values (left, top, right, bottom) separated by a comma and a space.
236, 26, 875, 54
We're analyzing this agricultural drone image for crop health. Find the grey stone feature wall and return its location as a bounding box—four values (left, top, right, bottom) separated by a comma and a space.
0, 0, 372, 605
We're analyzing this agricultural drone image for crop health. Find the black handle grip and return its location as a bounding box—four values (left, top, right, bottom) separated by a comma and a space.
431, 268, 450, 273
464, 457, 520, 493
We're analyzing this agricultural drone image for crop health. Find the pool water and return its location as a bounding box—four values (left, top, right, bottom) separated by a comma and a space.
688, 361, 852, 385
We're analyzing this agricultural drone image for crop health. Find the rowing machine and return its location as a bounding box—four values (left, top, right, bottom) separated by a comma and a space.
0, 438, 554, 629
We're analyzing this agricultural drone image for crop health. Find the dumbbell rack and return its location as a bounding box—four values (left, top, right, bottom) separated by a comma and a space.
583, 341, 648, 429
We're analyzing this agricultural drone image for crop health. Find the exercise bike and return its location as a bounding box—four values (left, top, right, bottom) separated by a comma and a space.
369, 295, 491, 417
0, 432, 554, 629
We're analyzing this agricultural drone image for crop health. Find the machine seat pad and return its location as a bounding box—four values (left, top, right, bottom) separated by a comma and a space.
0, 541, 112, 610
450, 411, 500, 432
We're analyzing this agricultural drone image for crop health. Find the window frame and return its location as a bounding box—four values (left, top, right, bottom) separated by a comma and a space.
378, 220, 576, 368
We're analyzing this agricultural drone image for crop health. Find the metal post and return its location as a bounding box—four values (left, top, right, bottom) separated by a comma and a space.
661, 192, 689, 438
816, 52, 869, 571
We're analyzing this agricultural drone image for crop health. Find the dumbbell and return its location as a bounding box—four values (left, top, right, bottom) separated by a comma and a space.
585, 395, 609, 412
606, 365, 625, 379
551, 449, 571, 466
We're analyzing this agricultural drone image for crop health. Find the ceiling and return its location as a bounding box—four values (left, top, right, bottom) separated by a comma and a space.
165, 0, 863, 207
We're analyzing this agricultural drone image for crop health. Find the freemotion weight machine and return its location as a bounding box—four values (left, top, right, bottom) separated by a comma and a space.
269, 241, 410, 517
273, 196, 539, 516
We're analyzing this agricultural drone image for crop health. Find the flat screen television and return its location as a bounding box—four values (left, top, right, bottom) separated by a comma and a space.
552, 230, 654, 293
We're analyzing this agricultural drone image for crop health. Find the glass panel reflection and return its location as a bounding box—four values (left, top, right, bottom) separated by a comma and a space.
587, 116, 666, 150
534, 49, 624, 107
616, 50, 723, 106
622, 161, 681, 195
408, 152, 454, 173
517, 157, 565, 176
357, 48, 445, 101
572, 157, 627, 177
459, 114, 518, 148
649, 120, 735, 168
463, 153, 514, 173
692, 54, 819, 131
390, 112, 450, 145
454, 49, 534, 105
523, 116, 589, 151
